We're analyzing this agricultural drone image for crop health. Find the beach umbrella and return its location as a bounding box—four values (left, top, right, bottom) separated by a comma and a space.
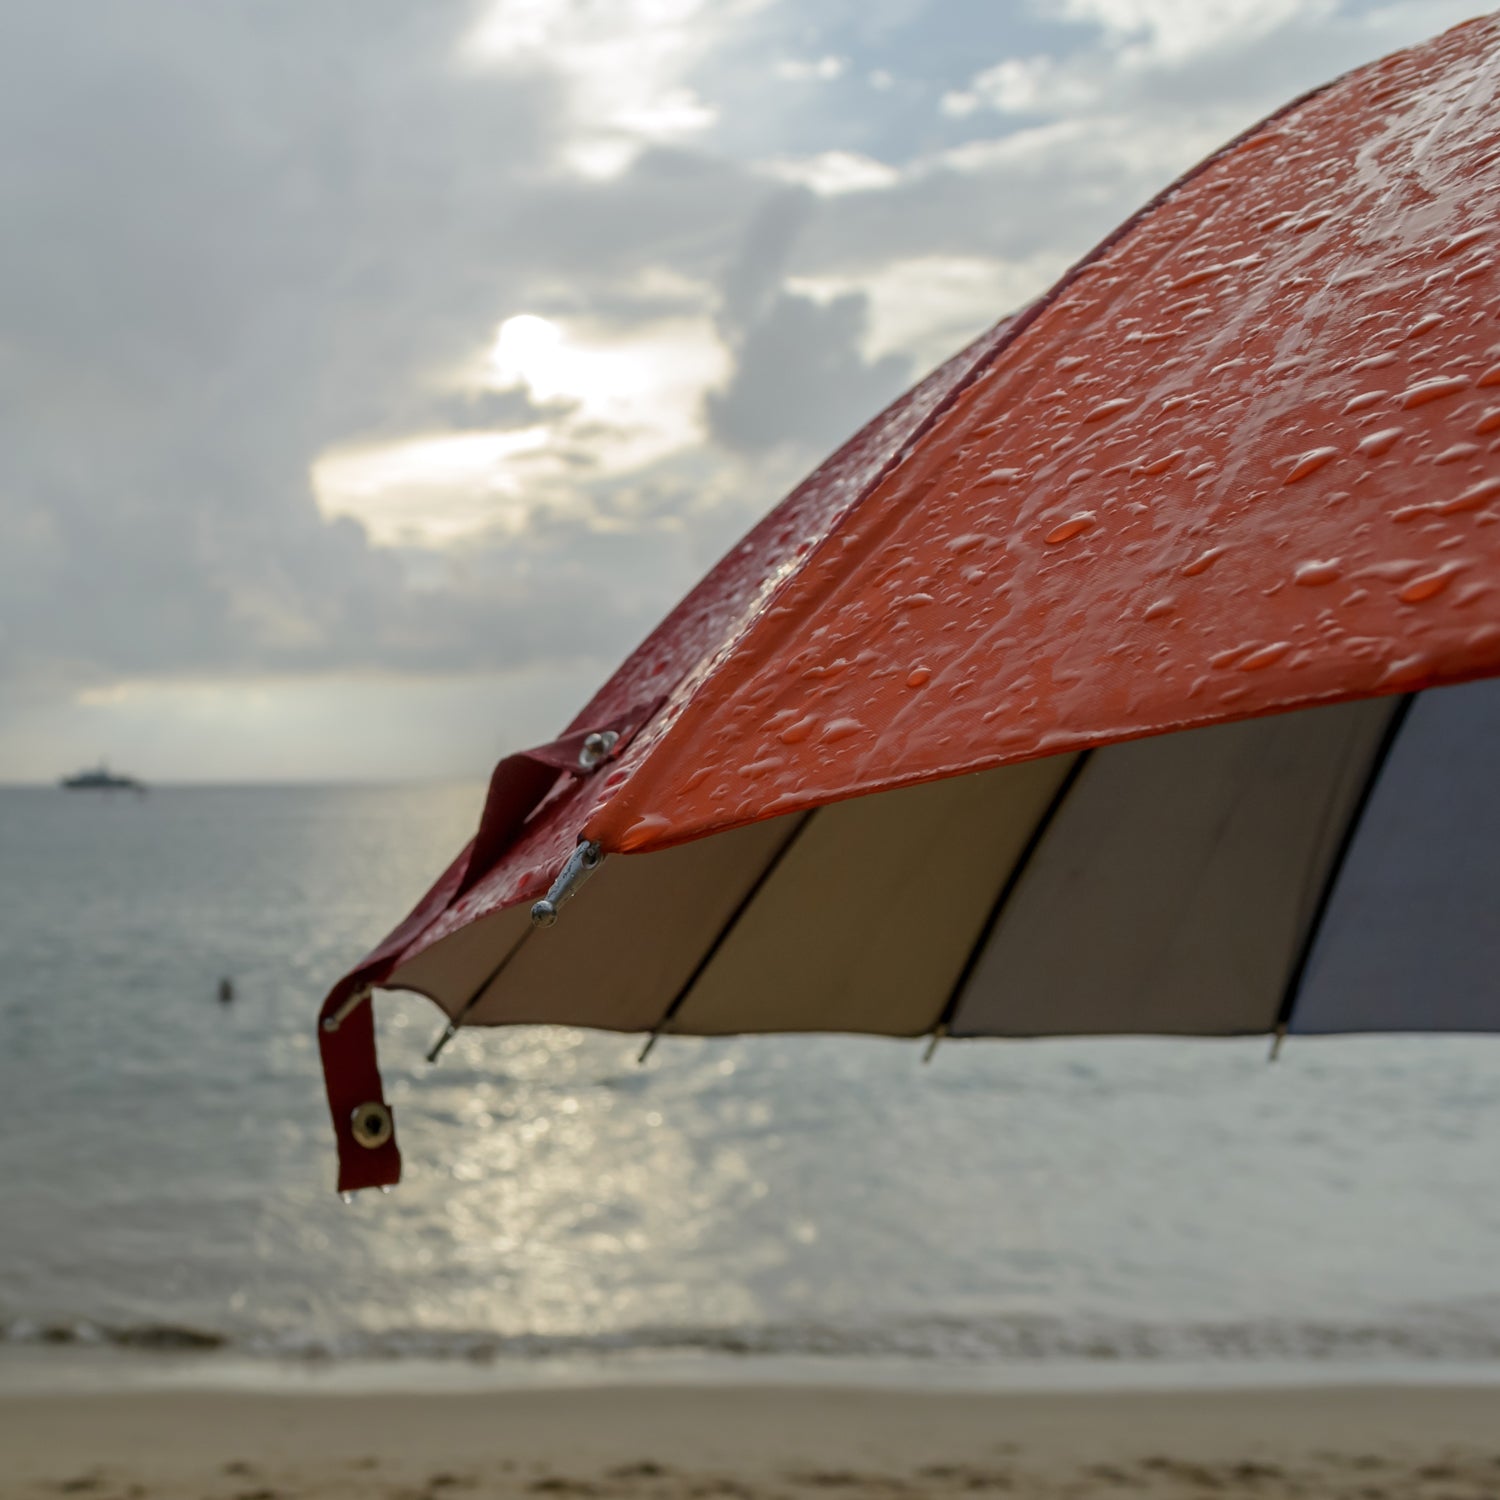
319, 14, 1500, 1193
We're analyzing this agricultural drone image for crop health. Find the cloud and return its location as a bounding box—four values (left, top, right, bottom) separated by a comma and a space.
0, 0, 1485, 779
943, 0, 1489, 129
707, 288, 911, 454
774, 55, 850, 82
787, 253, 1069, 372
706, 187, 912, 455
1051, 0, 1335, 66
760, 150, 902, 195
459, 0, 729, 175
0, 1, 761, 734
942, 56, 1101, 118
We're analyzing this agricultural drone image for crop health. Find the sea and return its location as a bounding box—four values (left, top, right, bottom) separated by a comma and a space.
3, 782, 1500, 1386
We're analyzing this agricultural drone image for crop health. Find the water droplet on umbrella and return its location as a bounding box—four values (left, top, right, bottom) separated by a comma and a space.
905, 668, 931, 688
1295, 559, 1342, 586
1135, 450, 1184, 476
1473, 406, 1500, 434
1181, 546, 1226, 577
1171, 263, 1224, 290
1433, 442, 1481, 465
1082, 397, 1132, 423
619, 814, 671, 850
777, 717, 817, 744
1289, 208, 1333, 235
803, 658, 851, 679
1439, 227, 1488, 257
739, 756, 787, 777
1209, 644, 1253, 669
1380, 653, 1431, 687
1440, 477, 1500, 514
1399, 374, 1469, 407
1283, 447, 1339, 483
1236, 641, 1293, 671
1343, 391, 1386, 413
1045, 513, 1097, 544
821, 718, 864, 742
1398, 563, 1463, 603
1356, 428, 1402, 457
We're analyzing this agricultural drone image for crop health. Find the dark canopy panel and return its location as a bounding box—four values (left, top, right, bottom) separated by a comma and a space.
1292, 675, 1500, 1033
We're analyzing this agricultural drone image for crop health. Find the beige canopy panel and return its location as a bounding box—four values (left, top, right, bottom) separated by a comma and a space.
386, 679, 1496, 1048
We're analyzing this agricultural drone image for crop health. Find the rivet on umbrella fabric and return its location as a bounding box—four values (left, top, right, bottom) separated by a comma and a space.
577, 730, 620, 771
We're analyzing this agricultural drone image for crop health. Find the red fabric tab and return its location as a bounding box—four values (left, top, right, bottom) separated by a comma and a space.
319, 978, 401, 1193
317, 697, 666, 1191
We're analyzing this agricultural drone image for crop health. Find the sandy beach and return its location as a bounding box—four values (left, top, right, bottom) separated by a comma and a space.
3, 1379, 1499, 1500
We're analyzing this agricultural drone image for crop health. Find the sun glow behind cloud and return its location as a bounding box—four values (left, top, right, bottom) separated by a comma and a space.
313, 313, 729, 548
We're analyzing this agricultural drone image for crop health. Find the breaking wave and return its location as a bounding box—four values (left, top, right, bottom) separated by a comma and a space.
10, 1307, 1500, 1365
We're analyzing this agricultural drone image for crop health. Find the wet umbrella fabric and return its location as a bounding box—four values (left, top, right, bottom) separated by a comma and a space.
320, 15, 1500, 1191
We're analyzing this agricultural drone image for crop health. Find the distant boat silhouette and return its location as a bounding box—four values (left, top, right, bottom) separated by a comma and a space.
60, 763, 145, 793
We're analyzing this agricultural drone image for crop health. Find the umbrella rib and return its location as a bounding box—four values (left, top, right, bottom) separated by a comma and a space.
638, 810, 818, 1061
1270, 690, 1418, 1053
924, 749, 1095, 1056
425, 924, 536, 1063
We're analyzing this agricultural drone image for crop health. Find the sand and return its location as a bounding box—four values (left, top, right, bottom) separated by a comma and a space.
3, 1378, 1500, 1500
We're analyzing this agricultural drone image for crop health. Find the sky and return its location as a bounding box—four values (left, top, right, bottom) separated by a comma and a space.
0, 0, 1487, 783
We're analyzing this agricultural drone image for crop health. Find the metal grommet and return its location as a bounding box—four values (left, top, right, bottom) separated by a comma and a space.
350, 1101, 393, 1149
577, 729, 619, 771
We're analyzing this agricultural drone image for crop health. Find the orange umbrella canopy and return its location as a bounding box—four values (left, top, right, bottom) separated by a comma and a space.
321, 15, 1500, 1192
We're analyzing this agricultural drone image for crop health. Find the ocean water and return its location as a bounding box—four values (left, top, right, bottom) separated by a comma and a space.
2, 783, 1500, 1372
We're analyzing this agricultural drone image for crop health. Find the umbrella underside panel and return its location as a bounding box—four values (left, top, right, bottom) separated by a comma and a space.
387, 814, 793, 1031
948, 696, 1395, 1036
663, 753, 1077, 1036
385, 682, 1497, 1041
1293, 675, 1500, 1032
